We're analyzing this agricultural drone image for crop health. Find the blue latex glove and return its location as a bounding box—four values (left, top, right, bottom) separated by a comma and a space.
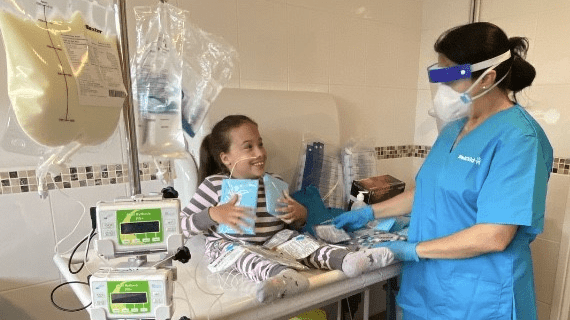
332, 206, 374, 232
374, 240, 419, 262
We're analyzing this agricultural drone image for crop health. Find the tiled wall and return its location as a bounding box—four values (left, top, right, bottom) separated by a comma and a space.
554, 158, 570, 175
376, 145, 431, 159
376, 145, 570, 175
1, 149, 568, 196
0, 161, 173, 195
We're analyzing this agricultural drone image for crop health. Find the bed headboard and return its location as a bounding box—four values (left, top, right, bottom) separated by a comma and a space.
175, 88, 340, 205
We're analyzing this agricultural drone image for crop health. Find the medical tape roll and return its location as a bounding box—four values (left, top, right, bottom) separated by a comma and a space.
0, 11, 125, 147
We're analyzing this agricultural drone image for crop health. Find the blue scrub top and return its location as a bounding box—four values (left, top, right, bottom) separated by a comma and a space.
398, 105, 553, 320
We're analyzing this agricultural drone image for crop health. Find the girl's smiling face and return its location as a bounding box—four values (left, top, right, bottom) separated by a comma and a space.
220, 122, 267, 179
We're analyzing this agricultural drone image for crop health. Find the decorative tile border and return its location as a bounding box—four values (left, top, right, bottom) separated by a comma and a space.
0, 148, 567, 196
554, 158, 570, 175
375, 145, 432, 159
0, 161, 173, 195
377, 144, 568, 176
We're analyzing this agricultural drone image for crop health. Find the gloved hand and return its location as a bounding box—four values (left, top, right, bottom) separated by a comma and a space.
333, 206, 374, 232
374, 240, 419, 262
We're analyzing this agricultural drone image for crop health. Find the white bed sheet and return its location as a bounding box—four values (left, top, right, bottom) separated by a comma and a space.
54, 234, 401, 320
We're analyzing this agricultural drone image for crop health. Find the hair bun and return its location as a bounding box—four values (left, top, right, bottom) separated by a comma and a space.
505, 37, 535, 92
509, 37, 530, 59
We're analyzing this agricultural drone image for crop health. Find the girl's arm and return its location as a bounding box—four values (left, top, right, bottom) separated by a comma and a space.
180, 176, 222, 236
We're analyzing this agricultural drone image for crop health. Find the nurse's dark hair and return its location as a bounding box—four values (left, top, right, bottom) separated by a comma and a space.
434, 22, 535, 102
197, 115, 258, 186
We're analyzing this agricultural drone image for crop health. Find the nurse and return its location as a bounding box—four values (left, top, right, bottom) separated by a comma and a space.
333, 22, 553, 320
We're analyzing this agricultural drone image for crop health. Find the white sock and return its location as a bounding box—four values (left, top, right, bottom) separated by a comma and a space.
255, 269, 309, 303
341, 247, 394, 278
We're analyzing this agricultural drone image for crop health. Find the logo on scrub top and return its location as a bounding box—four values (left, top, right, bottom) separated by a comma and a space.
458, 154, 481, 165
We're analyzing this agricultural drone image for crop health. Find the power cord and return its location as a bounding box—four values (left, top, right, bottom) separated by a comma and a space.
68, 229, 96, 274
50, 281, 91, 312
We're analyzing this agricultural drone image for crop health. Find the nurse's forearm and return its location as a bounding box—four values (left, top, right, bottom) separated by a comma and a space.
370, 186, 415, 219
415, 223, 518, 259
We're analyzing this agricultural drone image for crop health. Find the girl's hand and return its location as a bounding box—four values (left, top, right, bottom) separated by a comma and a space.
276, 191, 307, 228
209, 194, 255, 234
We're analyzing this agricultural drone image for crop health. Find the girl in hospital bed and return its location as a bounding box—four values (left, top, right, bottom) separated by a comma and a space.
180, 114, 393, 303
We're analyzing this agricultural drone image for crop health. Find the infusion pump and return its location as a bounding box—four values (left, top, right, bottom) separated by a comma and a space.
88, 267, 174, 320
95, 196, 184, 259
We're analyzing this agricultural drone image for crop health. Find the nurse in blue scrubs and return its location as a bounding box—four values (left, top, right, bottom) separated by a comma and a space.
333, 22, 553, 320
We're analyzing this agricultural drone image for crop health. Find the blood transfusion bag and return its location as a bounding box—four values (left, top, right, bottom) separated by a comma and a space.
0, 11, 126, 147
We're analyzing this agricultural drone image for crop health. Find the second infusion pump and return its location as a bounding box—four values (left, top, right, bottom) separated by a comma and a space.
95, 196, 184, 258
89, 268, 174, 320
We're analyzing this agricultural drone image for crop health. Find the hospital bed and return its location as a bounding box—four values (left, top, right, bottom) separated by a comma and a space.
53, 88, 402, 320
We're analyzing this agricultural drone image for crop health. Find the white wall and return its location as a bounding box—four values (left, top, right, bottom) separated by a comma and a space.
0, 0, 423, 319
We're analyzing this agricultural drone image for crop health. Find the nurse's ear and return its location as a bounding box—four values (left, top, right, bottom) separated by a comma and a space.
479, 70, 497, 92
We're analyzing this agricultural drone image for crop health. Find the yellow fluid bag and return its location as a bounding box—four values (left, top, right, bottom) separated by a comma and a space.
0, 11, 126, 147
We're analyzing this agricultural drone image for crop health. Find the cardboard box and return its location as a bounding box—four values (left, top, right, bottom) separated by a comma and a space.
349, 174, 405, 208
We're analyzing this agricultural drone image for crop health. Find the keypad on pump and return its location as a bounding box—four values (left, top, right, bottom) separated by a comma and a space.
100, 210, 116, 237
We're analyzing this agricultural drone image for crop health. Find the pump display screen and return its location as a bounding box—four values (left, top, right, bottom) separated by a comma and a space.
120, 221, 160, 234
110, 292, 148, 304
116, 208, 164, 245
106, 280, 152, 314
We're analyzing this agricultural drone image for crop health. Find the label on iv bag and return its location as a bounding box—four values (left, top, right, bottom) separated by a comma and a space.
262, 229, 296, 250
61, 31, 126, 108
313, 224, 352, 244
275, 235, 321, 260
207, 244, 246, 273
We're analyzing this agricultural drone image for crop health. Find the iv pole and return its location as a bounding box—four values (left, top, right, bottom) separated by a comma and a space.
114, 0, 141, 196
470, 0, 481, 23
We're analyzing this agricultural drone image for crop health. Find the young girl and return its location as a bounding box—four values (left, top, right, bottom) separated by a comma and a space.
180, 115, 393, 303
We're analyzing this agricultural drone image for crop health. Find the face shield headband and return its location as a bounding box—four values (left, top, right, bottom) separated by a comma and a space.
427, 50, 511, 83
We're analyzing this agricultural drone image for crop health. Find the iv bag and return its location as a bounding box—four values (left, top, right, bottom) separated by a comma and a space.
0, 8, 125, 148
132, 2, 238, 157
181, 23, 238, 137
132, 2, 186, 158
0, 0, 125, 197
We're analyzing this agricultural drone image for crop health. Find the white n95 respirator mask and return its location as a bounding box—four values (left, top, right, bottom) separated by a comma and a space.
431, 83, 475, 123
427, 50, 511, 125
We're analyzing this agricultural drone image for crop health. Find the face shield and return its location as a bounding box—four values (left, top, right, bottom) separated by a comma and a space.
427, 51, 511, 128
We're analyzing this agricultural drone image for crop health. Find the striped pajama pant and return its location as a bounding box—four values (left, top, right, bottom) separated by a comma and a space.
205, 236, 349, 282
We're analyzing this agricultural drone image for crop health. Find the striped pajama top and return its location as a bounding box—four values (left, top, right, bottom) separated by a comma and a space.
180, 173, 287, 245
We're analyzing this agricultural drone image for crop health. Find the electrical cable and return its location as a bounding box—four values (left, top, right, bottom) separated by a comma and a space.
50, 281, 91, 312
68, 229, 96, 274
82, 229, 100, 275
67, 233, 88, 274
84, 229, 95, 264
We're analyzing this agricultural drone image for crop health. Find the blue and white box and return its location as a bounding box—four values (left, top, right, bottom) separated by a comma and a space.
263, 174, 289, 216
218, 179, 259, 234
